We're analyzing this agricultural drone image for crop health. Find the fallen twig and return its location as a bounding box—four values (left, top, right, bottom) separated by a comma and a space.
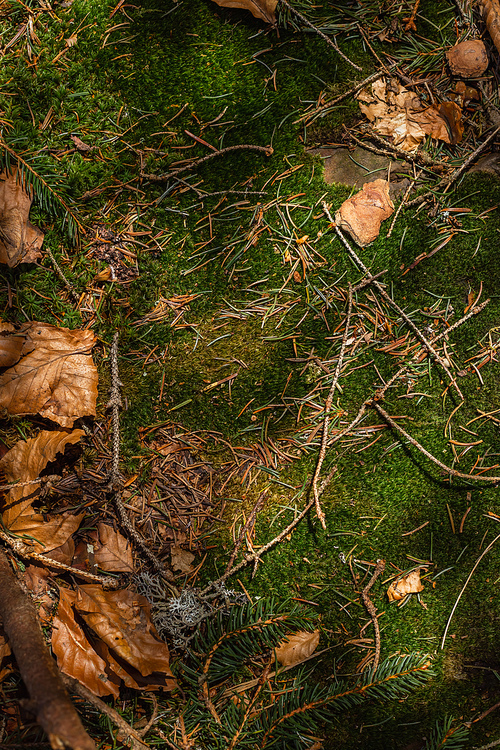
372, 402, 500, 484
441, 532, 500, 650
310, 285, 353, 529
280, 0, 362, 71
360, 559, 386, 674
296, 69, 386, 124
325, 209, 463, 398
0, 549, 96, 750
142, 144, 273, 182
106, 333, 178, 593
61, 674, 148, 750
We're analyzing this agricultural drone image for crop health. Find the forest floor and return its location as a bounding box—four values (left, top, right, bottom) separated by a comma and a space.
1, 0, 500, 748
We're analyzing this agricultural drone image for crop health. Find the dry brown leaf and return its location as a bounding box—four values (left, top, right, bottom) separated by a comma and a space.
70, 135, 92, 152
387, 569, 425, 603
211, 0, 277, 24
0, 168, 44, 267
170, 544, 195, 573
357, 78, 463, 152
74, 585, 176, 687
335, 179, 394, 247
0, 322, 98, 426
0, 629, 12, 682
52, 588, 120, 698
274, 630, 320, 667
94, 523, 134, 573
0, 429, 85, 552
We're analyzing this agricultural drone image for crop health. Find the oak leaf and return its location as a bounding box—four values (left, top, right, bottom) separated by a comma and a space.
387, 569, 424, 603
0, 168, 44, 267
274, 630, 320, 667
211, 0, 277, 24
0, 322, 98, 426
0, 430, 85, 552
335, 179, 394, 247
94, 523, 134, 573
74, 585, 176, 687
52, 588, 120, 698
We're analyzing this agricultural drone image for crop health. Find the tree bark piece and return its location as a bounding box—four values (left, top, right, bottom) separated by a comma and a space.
0, 549, 96, 750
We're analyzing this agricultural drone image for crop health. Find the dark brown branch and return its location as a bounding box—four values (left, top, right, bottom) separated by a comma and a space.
0, 549, 96, 750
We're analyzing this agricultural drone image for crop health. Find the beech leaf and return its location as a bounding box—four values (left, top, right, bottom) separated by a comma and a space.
52, 588, 120, 698
0, 322, 98, 426
94, 523, 134, 572
210, 0, 277, 24
0, 168, 44, 268
0, 430, 85, 552
387, 569, 425, 603
274, 630, 320, 667
357, 78, 463, 152
74, 585, 176, 687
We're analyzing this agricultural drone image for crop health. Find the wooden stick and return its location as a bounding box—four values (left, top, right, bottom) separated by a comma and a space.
360, 559, 386, 674
0, 549, 96, 750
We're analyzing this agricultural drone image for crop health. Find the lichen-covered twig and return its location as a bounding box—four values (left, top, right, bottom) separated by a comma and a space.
107, 333, 178, 592
360, 559, 386, 673
0, 527, 118, 587
0, 549, 96, 750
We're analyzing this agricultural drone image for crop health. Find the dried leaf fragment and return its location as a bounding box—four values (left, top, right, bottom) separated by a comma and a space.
0, 430, 85, 552
274, 630, 320, 667
171, 545, 195, 573
387, 569, 424, 603
75, 585, 176, 687
94, 523, 134, 572
335, 179, 394, 247
446, 39, 488, 78
0, 168, 44, 267
357, 78, 464, 151
0, 322, 98, 426
210, 0, 277, 24
52, 588, 120, 698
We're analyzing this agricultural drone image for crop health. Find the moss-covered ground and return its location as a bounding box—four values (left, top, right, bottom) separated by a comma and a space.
1, 0, 500, 747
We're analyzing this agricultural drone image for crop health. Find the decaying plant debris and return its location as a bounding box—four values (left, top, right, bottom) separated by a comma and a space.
1, 0, 500, 748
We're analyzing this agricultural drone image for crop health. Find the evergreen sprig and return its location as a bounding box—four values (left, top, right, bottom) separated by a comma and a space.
0, 139, 82, 243
423, 716, 471, 750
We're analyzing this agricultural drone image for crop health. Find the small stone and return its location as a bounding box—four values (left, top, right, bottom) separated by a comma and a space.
446, 39, 488, 78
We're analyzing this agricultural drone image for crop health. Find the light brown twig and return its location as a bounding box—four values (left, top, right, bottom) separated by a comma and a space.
360, 559, 386, 673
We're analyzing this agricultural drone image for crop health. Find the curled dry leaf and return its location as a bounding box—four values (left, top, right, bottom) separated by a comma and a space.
211, 0, 277, 24
0, 321, 98, 427
335, 179, 394, 247
0, 430, 85, 552
94, 523, 134, 573
170, 544, 195, 574
446, 39, 488, 78
52, 588, 120, 698
357, 78, 464, 152
0, 168, 44, 267
274, 630, 320, 667
0, 629, 12, 682
387, 569, 424, 603
75, 585, 176, 687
